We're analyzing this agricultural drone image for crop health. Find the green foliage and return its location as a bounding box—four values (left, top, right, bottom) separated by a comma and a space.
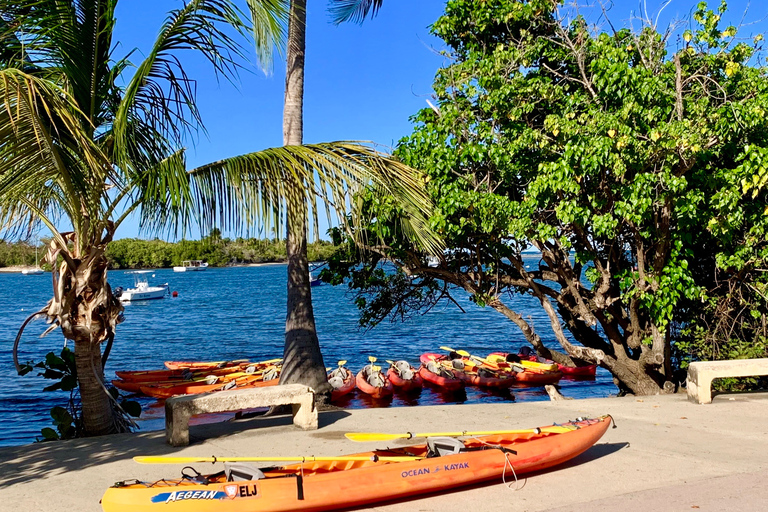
98, 237, 338, 269
327, 0, 768, 394
20, 347, 141, 441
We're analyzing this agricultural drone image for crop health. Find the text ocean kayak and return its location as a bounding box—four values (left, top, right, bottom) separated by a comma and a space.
101, 416, 612, 512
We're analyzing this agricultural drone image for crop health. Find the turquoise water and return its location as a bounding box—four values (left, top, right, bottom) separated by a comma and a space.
0, 263, 616, 446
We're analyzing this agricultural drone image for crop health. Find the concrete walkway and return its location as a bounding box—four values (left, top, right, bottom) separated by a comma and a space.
1, 391, 766, 512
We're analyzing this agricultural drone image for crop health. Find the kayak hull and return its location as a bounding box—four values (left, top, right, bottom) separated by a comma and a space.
386, 366, 423, 392
416, 364, 464, 391
487, 353, 563, 386
420, 353, 514, 389
328, 367, 355, 400
355, 368, 394, 399
101, 416, 611, 512
558, 364, 598, 377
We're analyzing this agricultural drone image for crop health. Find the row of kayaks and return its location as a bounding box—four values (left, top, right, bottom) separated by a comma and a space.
331, 349, 596, 399
112, 359, 283, 400
113, 349, 597, 401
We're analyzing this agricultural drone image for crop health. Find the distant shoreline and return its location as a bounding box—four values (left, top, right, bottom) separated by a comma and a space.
0, 261, 319, 274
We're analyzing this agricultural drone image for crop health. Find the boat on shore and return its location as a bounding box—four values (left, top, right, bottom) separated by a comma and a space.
101, 416, 612, 512
118, 271, 169, 302
173, 260, 208, 272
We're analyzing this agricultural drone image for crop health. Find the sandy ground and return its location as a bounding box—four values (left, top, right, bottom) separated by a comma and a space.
1, 391, 767, 512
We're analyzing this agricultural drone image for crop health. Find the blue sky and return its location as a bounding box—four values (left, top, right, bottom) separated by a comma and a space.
111, 0, 767, 241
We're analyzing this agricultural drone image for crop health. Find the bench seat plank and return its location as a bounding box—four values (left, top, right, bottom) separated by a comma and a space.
687, 359, 768, 404
165, 384, 317, 446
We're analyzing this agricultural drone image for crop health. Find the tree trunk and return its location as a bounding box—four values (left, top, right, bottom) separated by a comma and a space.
74, 336, 117, 435
283, 0, 305, 147
279, 0, 330, 397
280, 207, 331, 395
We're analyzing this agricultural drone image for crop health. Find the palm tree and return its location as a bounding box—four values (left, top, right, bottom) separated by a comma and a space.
252, 0, 388, 398
2, 0, 435, 435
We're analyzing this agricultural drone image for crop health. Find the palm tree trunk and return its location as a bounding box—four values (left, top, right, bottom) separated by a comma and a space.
74, 336, 117, 435
280, 0, 330, 396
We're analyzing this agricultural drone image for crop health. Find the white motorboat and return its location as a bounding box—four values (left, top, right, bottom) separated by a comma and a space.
118, 271, 169, 302
172, 260, 208, 272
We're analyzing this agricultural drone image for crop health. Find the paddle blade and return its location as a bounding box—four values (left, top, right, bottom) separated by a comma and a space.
439, 346, 455, 353
368, 356, 377, 363
338, 360, 347, 366
344, 432, 409, 442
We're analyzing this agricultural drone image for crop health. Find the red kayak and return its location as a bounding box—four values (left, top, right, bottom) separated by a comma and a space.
386, 360, 423, 392
328, 366, 355, 400
558, 363, 598, 377
487, 352, 563, 385
420, 353, 515, 389
356, 365, 394, 399
417, 355, 464, 391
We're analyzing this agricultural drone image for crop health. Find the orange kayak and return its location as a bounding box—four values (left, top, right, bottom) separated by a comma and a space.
419, 353, 514, 389
355, 365, 394, 399
417, 359, 464, 391
164, 359, 253, 371
101, 416, 612, 512
386, 361, 422, 392
139, 373, 279, 400
327, 366, 355, 400
486, 352, 563, 385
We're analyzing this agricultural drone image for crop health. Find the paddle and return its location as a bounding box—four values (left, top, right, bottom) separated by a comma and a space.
345, 425, 575, 442
368, 356, 380, 373
134, 455, 422, 464
440, 346, 534, 374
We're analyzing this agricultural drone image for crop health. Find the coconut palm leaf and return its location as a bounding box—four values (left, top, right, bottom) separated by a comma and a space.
188, 142, 442, 255
244, 0, 289, 70
328, 0, 384, 25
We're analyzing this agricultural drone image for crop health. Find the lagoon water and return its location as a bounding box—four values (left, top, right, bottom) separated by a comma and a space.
0, 262, 616, 446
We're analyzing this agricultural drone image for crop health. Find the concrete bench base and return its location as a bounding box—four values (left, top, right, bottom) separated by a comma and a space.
687, 359, 768, 404
165, 384, 317, 446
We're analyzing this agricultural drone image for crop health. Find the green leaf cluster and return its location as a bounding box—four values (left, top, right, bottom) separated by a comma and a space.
329, 0, 768, 394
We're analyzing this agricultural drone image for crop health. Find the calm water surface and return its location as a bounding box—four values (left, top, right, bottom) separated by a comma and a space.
0, 263, 616, 446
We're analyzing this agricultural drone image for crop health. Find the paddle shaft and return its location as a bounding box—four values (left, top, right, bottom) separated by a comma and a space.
345, 425, 573, 442
134, 455, 421, 464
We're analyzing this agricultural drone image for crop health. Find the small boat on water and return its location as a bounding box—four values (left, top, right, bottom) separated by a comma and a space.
173, 260, 208, 272
310, 271, 321, 287
420, 353, 514, 389
138, 367, 280, 399
386, 360, 422, 392
417, 358, 464, 391
327, 361, 355, 400
486, 352, 563, 385
22, 245, 44, 274
356, 358, 394, 399
101, 416, 612, 512
118, 271, 169, 302
515, 347, 597, 378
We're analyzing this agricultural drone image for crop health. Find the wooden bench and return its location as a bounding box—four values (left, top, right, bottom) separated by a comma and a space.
165, 384, 317, 446
686, 358, 768, 404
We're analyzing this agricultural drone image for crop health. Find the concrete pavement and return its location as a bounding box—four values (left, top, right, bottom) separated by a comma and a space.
1, 391, 766, 512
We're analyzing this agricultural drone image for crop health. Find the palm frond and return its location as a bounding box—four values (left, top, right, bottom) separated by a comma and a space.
328, 0, 384, 25
244, 0, 289, 72
113, 0, 251, 170
188, 142, 443, 255
0, 68, 112, 242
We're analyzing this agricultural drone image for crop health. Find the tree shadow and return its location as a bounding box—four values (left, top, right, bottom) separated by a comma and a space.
0, 409, 351, 489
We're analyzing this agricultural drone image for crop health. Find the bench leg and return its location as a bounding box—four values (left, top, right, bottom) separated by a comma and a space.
291, 394, 318, 430
166, 405, 192, 446
687, 369, 713, 404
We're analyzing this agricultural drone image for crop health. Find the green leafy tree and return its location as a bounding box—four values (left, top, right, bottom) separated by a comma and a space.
2, 0, 436, 435
328, 0, 768, 395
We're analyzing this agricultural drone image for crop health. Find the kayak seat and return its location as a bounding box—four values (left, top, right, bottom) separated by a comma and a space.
328, 375, 345, 390
225, 463, 266, 482
426, 437, 466, 458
